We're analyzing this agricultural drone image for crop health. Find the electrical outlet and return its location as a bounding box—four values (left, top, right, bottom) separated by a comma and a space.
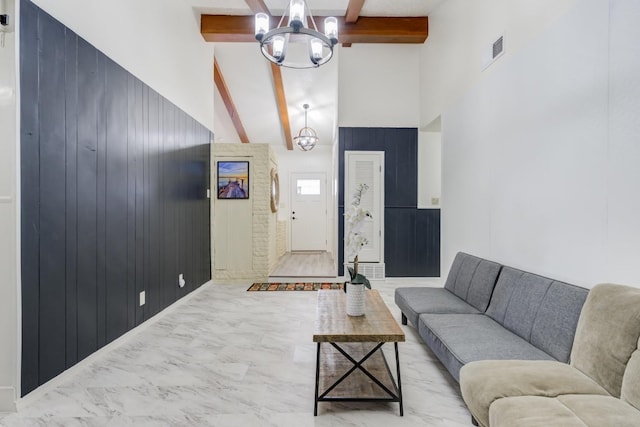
178, 274, 186, 288
139, 291, 146, 306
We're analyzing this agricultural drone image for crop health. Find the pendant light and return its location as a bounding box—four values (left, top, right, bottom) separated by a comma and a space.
293, 104, 318, 151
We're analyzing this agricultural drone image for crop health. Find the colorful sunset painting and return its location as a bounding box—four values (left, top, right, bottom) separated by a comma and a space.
217, 161, 249, 199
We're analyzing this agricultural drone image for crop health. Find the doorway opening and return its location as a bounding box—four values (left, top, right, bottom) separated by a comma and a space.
270, 172, 335, 278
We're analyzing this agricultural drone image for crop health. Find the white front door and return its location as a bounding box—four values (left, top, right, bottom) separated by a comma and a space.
291, 172, 327, 251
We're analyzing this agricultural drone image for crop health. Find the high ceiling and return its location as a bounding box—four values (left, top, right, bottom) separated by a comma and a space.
195, 0, 444, 148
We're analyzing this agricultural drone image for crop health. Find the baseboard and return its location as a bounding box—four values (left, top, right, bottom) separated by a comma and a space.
16, 281, 212, 411
0, 387, 17, 412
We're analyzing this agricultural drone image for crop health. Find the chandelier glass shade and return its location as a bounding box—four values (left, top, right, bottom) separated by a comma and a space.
294, 104, 318, 151
254, 0, 338, 69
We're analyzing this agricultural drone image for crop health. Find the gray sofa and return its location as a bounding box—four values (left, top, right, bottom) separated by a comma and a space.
394, 252, 589, 381
460, 283, 640, 427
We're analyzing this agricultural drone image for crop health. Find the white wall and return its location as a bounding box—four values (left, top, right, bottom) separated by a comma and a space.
0, 0, 18, 410
439, 0, 640, 288
32, 0, 215, 130
418, 131, 441, 209
420, 0, 579, 129
339, 44, 420, 127
606, 0, 640, 286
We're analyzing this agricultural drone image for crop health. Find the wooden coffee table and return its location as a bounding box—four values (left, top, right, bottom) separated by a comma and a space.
313, 289, 405, 415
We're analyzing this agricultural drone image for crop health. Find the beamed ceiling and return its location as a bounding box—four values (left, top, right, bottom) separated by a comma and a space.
199, 0, 444, 149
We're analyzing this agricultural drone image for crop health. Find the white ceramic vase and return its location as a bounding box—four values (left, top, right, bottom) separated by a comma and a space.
346, 283, 366, 316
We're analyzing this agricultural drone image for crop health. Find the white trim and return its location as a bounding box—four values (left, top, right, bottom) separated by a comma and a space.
15, 281, 212, 411
344, 150, 385, 264
14, 0, 22, 407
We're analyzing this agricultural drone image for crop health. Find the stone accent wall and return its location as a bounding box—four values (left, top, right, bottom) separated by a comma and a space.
211, 144, 277, 283
276, 220, 287, 260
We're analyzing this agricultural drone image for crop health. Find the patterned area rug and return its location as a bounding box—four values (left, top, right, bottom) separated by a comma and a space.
247, 282, 344, 291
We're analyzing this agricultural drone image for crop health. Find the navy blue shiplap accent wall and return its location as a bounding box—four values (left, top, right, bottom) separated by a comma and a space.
338, 127, 440, 277
20, 0, 211, 395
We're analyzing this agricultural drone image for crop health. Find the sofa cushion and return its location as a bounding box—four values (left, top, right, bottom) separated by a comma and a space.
418, 314, 555, 382
443, 252, 502, 312
485, 268, 552, 337
490, 394, 640, 427
489, 395, 585, 427
485, 267, 587, 363
557, 394, 640, 427
622, 341, 640, 411
394, 287, 480, 326
460, 360, 608, 427
529, 281, 588, 362
570, 283, 640, 398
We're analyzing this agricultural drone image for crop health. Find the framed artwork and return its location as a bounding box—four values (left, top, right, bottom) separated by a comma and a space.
217, 161, 249, 199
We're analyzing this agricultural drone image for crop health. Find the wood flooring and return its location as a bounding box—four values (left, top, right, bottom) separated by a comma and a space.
270, 251, 337, 278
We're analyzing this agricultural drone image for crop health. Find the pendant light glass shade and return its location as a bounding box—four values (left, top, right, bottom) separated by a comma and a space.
324, 17, 338, 42
255, 13, 269, 37
288, 0, 305, 27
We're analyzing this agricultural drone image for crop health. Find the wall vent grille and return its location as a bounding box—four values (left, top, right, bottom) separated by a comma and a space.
483, 34, 505, 70
493, 36, 504, 59
346, 263, 386, 280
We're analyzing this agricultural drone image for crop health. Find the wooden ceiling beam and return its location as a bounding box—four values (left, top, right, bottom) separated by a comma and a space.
202, 16, 256, 42
269, 61, 293, 150
201, 15, 428, 44
213, 58, 250, 144
244, 0, 269, 15
345, 0, 365, 23
343, 0, 366, 47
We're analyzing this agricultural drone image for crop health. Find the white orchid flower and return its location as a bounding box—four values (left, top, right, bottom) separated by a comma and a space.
344, 184, 372, 260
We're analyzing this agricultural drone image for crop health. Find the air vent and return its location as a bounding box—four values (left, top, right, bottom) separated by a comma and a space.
493, 36, 504, 59
482, 34, 505, 70
346, 262, 386, 280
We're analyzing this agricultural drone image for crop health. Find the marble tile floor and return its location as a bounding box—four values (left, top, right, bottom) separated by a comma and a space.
0, 280, 472, 426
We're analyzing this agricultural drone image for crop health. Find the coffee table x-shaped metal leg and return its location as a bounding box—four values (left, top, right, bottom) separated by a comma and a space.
313, 341, 403, 416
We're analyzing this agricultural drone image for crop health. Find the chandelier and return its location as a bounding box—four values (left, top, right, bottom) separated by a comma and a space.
293, 104, 318, 151
254, 0, 338, 69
